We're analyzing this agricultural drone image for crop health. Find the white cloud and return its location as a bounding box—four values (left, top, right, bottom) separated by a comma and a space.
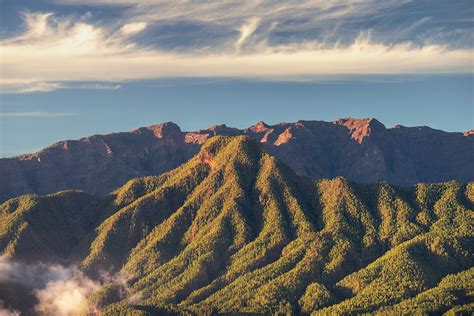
0, 79, 120, 94
0, 255, 99, 315
34, 271, 100, 316
0, 81, 62, 94
235, 17, 260, 52
52, 0, 410, 25
0, 309, 20, 316
120, 22, 147, 35
0, 255, 133, 315
0, 6, 472, 91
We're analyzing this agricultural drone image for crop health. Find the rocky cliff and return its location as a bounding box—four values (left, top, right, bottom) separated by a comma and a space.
1, 118, 473, 202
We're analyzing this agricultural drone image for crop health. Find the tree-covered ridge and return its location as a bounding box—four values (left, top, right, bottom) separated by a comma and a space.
1, 136, 473, 315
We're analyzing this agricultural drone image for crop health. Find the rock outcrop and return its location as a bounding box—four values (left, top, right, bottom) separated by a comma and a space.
1, 118, 473, 202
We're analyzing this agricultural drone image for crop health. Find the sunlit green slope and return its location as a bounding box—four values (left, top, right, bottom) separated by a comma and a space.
0, 190, 109, 263
1, 136, 472, 315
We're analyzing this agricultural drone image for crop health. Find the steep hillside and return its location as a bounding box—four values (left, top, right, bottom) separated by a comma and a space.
0, 191, 110, 264
1, 118, 473, 202
0, 136, 472, 315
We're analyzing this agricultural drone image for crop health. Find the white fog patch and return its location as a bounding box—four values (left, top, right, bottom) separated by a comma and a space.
0, 255, 132, 315
0, 308, 21, 316
34, 269, 100, 316
0, 254, 70, 287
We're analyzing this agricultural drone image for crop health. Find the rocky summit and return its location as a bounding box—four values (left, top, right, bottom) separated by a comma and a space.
1, 118, 473, 203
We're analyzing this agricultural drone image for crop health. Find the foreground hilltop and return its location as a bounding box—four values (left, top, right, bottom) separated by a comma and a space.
1, 136, 473, 314
1, 117, 473, 202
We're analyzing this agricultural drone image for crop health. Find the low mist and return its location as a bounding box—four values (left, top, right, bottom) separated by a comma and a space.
0, 255, 114, 315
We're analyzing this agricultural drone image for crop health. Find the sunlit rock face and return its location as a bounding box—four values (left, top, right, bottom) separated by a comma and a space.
1, 118, 473, 202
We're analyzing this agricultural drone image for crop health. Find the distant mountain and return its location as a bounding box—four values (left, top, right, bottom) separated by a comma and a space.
1, 136, 473, 314
1, 118, 473, 202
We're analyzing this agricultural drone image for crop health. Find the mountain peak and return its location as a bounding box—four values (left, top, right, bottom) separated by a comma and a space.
199, 135, 261, 163
146, 122, 182, 139
184, 124, 242, 144
333, 117, 386, 143
464, 129, 474, 137
205, 124, 241, 136
248, 120, 271, 133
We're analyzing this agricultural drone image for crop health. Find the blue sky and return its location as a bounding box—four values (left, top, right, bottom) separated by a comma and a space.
0, 0, 473, 157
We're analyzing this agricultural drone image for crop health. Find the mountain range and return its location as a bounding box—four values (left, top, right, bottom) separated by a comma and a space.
1, 136, 473, 314
1, 117, 473, 203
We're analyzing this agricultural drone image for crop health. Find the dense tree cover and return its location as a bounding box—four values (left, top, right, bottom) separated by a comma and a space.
0, 191, 110, 263
1, 136, 473, 315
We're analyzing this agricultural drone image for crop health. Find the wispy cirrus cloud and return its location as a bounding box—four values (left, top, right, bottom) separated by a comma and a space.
235, 17, 261, 52
120, 22, 148, 35
0, 79, 120, 94
0, 1, 472, 93
0, 81, 62, 94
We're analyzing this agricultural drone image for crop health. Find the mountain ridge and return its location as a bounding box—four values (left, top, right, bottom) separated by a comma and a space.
1, 118, 473, 203
1, 136, 472, 314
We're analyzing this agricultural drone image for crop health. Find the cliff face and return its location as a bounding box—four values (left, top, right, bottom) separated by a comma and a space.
0, 122, 200, 201
1, 118, 473, 202
241, 118, 474, 187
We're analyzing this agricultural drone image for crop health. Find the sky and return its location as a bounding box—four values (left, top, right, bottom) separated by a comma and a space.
0, 0, 473, 157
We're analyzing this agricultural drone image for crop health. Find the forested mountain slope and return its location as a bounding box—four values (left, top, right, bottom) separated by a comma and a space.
1, 136, 473, 315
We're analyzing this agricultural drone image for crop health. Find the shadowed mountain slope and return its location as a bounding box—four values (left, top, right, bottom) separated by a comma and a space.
1, 118, 473, 202
1, 136, 472, 315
